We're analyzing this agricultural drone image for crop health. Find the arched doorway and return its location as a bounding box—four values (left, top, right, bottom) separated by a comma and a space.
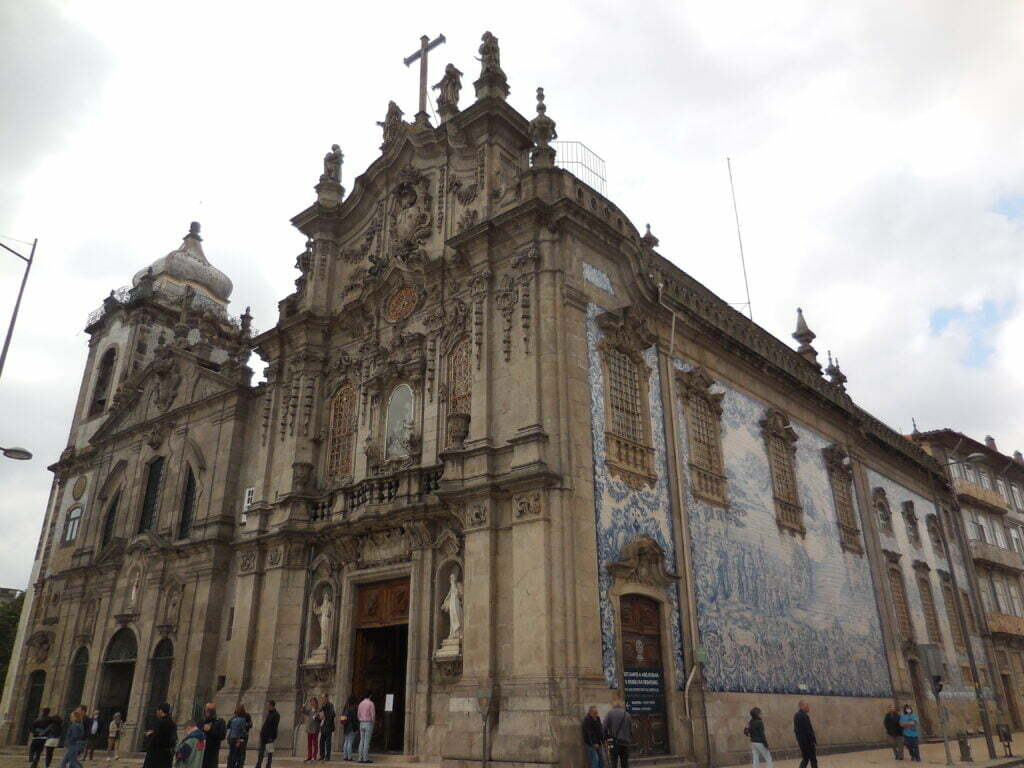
63, 647, 89, 717
97, 629, 137, 734
19, 670, 46, 744
143, 639, 173, 735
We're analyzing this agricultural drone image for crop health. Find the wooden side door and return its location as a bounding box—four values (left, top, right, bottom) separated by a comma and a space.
620, 595, 669, 755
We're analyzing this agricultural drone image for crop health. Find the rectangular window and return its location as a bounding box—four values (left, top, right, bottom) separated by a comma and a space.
138, 457, 165, 533
968, 510, 987, 542
1011, 526, 1024, 555
1010, 581, 1024, 617
1013, 485, 1024, 511
679, 369, 728, 506
63, 507, 83, 544
226, 606, 235, 640
606, 347, 643, 444
917, 573, 942, 646
962, 589, 978, 634
824, 446, 862, 554
888, 566, 915, 642
998, 478, 1011, 503
941, 582, 966, 652
979, 468, 993, 490
990, 518, 1008, 549
993, 576, 1009, 614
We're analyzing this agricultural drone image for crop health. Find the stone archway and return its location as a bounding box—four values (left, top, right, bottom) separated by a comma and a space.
97, 629, 137, 734
143, 639, 173, 738
19, 670, 45, 744
63, 647, 89, 716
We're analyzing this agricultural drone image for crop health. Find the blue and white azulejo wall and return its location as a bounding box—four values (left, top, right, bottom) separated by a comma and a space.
586, 304, 686, 689
674, 360, 892, 698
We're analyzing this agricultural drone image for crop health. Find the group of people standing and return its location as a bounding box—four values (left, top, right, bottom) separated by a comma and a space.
28, 706, 124, 768
301, 693, 376, 764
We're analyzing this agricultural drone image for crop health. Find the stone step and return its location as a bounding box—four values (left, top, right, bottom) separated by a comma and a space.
629, 755, 697, 768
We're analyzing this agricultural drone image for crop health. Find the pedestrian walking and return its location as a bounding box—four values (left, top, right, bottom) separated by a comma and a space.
173, 719, 207, 768
85, 711, 102, 761
199, 704, 225, 768
302, 697, 320, 762
793, 701, 817, 768
883, 704, 904, 760
28, 707, 51, 768
44, 716, 62, 768
602, 700, 632, 768
581, 706, 605, 768
106, 713, 123, 762
59, 710, 85, 768
357, 692, 375, 764
746, 707, 773, 768
340, 696, 359, 762
899, 705, 921, 763
143, 704, 177, 768
226, 705, 251, 768
318, 695, 336, 762
254, 701, 279, 768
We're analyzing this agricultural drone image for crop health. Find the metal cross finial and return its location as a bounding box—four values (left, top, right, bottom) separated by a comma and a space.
404, 34, 446, 121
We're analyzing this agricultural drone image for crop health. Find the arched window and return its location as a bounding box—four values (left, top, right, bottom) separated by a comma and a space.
63, 507, 83, 544
138, 457, 165, 533
873, 487, 893, 533
101, 491, 120, 548
886, 562, 914, 642
178, 468, 196, 540
446, 338, 472, 447
63, 647, 89, 713
145, 639, 174, 722
823, 445, 862, 554
384, 384, 414, 459
104, 628, 138, 663
915, 568, 942, 646
88, 348, 117, 418
326, 382, 357, 481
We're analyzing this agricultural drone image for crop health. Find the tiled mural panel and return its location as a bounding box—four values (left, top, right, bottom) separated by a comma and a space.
868, 469, 989, 702
586, 305, 685, 689
675, 360, 892, 697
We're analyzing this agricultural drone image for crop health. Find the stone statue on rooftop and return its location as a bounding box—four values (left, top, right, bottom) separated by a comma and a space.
478, 31, 504, 78
321, 144, 343, 184
433, 63, 463, 111
377, 101, 405, 149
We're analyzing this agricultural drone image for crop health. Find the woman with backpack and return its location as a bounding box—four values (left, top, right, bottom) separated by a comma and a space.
745, 708, 773, 767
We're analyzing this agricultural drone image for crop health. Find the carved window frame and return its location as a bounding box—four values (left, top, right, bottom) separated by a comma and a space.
325, 380, 358, 484
676, 367, 728, 507
383, 383, 417, 461
444, 336, 473, 448
822, 444, 862, 554
873, 487, 893, 534
913, 561, 942, 646
62, 506, 83, 545
884, 553, 915, 643
596, 309, 657, 490
926, 513, 946, 557
88, 346, 118, 419
938, 572, 966, 652
902, 500, 922, 548
760, 409, 804, 536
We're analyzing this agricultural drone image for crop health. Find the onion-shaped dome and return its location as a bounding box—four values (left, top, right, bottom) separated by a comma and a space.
132, 222, 232, 303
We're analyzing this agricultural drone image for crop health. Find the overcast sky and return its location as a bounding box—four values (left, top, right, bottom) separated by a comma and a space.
1, 1, 1022, 589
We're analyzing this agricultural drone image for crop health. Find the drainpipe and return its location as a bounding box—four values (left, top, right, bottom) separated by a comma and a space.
655, 282, 712, 768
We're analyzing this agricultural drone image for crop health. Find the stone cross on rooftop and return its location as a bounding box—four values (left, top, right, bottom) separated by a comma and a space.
404, 34, 446, 124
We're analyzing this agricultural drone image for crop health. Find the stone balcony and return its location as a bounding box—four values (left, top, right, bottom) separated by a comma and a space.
955, 477, 1009, 513
969, 539, 1024, 572
986, 611, 1024, 639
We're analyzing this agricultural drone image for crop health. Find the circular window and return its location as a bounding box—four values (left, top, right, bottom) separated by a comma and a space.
71, 476, 87, 500
384, 286, 419, 323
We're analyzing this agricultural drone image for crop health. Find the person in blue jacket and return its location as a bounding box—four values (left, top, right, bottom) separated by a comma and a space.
899, 704, 922, 762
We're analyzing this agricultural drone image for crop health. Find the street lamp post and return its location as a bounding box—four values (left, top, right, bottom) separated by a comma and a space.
0, 446, 32, 461
0, 236, 37, 384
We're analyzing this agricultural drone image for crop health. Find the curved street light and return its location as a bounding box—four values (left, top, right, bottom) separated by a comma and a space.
0, 446, 32, 461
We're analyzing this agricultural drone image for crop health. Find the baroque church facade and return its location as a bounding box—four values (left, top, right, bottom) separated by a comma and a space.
0, 33, 1004, 766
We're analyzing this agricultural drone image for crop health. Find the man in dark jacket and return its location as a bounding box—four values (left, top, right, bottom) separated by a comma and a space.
28, 708, 52, 768
201, 703, 227, 768
793, 701, 817, 768
581, 706, 605, 768
602, 701, 632, 768
142, 704, 176, 768
255, 701, 280, 768
318, 696, 336, 761
884, 704, 904, 760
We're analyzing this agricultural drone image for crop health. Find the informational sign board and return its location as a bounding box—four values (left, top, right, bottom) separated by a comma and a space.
623, 667, 664, 715
385, 693, 395, 712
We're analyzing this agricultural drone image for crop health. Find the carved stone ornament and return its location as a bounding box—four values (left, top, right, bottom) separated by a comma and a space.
145, 421, 173, 450
268, 547, 284, 567
390, 167, 432, 263
608, 536, 679, 587
239, 550, 258, 573
455, 503, 487, 531
873, 487, 893, 528
360, 528, 412, 565
513, 491, 543, 520
151, 359, 183, 412
596, 307, 656, 353
821, 443, 852, 479
26, 631, 54, 663
291, 462, 315, 494
376, 101, 405, 150
446, 412, 471, 448
434, 656, 463, 681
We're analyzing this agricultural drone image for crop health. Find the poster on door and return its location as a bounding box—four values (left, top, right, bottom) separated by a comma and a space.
623, 667, 664, 714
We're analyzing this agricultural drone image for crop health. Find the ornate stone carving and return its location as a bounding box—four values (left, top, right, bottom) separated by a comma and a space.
596, 307, 656, 353
308, 584, 334, 664
528, 88, 558, 168
446, 412, 470, 449
390, 167, 432, 264
268, 547, 284, 567
292, 462, 315, 494
495, 274, 518, 362
26, 631, 54, 663
608, 536, 679, 587
239, 550, 257, 574
151, 359, 182, 412
513, 491, 543, 520
360, 529, 412, 564
513, 246, 540, 354
474, 31, 508, 100
433, 63, 463, 118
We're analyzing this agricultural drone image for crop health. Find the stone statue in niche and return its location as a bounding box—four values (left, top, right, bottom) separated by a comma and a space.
390, 171, 432, 263
436, 568, 463, 659
308, 587, 333, 664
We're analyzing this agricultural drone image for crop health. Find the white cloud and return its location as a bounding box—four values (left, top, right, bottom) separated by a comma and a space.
1, 0, 1023, 587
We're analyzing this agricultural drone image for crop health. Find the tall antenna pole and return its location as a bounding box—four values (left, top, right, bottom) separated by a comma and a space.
727, 157, 753, 321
